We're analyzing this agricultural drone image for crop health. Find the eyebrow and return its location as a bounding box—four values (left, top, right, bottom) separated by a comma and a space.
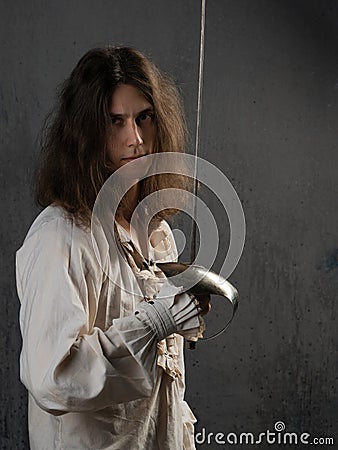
109, 107, 154, 118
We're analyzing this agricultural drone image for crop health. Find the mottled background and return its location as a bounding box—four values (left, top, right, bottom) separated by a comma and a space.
1, 1, 337, 449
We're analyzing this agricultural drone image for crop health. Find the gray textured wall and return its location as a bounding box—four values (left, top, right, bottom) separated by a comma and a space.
1, 1, 337, 449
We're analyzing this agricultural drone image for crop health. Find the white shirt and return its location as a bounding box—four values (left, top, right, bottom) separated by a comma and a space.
16, 205, 197, 450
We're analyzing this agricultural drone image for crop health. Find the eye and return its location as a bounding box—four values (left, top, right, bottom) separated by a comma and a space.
136, 112, 154, 125
110, 116, 123, 126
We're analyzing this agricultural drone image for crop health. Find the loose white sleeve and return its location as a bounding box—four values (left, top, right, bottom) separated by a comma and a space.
16, 216, 178, 415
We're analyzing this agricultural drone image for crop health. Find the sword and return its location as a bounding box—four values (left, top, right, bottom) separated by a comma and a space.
157, 0, 239, 349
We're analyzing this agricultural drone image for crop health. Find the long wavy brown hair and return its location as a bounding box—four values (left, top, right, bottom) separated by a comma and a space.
35, 46, 192, 228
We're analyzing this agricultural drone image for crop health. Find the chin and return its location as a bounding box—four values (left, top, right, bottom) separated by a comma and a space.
119, 156, 152, 180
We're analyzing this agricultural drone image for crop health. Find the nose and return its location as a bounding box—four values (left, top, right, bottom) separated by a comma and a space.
125, 120, 143, 149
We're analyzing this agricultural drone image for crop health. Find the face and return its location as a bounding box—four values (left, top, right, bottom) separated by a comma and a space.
107, 84, 155, 172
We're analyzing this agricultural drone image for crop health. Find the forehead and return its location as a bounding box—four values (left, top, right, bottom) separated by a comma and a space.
110, 84, 152, 114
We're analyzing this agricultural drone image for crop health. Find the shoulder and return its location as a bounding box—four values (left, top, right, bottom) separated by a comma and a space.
16, 205, 109, 289
23, 205, 87, 243
16, 205, 98, 268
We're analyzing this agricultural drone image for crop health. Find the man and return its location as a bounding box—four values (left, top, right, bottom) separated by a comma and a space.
16, 46, 210, 449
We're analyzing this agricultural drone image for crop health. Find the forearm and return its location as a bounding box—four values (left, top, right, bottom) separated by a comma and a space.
21, 303, 177, 415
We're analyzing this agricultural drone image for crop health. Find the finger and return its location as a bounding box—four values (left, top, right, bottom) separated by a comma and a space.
199, 302, 211, 316
195, 295, 211, 315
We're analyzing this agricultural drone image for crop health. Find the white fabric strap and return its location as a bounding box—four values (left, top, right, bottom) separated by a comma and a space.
135, 300, 177, 341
